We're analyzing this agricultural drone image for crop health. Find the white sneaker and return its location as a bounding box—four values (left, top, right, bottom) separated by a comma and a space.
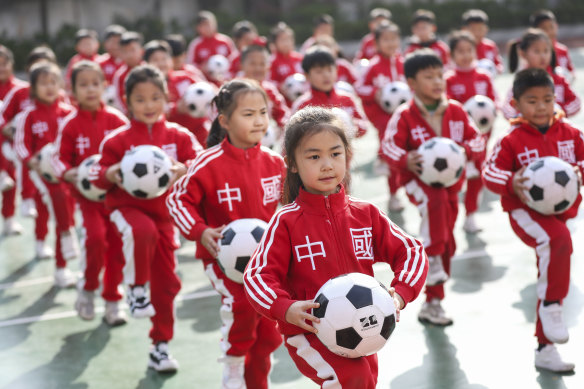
75, 289, 95, 320
220, 355, 246, 389
2, 217, 23, 236
539, 303, 569, 344
127, 285, 156, 318
0, 170, 15, 192
535, 345, 575, 373
20, 198, 38, 218
388, 195, 404, 212
148, 342, 179, 373
103, 301, 128, 326
418, 299, 453, 326
60, 229, 80, 260
426, 255, 449, 286
54, 268, 77, 288
463, 214, 482, 234
35, 240, 54, 259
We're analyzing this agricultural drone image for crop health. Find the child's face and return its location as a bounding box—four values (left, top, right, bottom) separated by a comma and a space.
275, 31, 294, 54
407, 66, 444, 104
292, 130, 346, 196
512, 86, 555, 129
76, 37, 99, 57
464, 22, 488, 41
307, 64, 337, 92
314, 23, 333, 37
369, 17, 387, 33
236, 32, 257, 50
148, 51, 172, 77
121, 42, 143, 68
172, 53, 186, 70
35, 72, 61, 104
128, 81, 166, 125
104, 35, 122, 59
452, 40, 476, 68
0, 55, 13, 82
241, 51, 269, 82
219, 92, 268, 149
538, 20, 558, 41
520, 39, 551, 70
74, 69, 104, 111
376, 30, 400, 57
412, 21, 435, 42
197, 20, 215, 38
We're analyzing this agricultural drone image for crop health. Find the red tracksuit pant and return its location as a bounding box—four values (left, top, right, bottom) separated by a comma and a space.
109, 207, 181, 343
78, 199, 124, 301
1, 158, 16, 219
405, 178, 459, 301
204, 260, 283, 389
284, 333, 378, 389
464, 132, 490, 215
508, 200, 579, 345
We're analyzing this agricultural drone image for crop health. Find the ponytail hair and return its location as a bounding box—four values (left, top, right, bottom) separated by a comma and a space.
508, 28, 552, 73
206, 78, 268, 148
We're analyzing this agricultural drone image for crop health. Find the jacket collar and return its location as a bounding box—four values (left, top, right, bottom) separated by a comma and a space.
130, 116, 166, 133
311, 87, 337, 99
221, 137, 261, 161
296, 185, 348, 215
412, 94, 448, 117
510, 113, 563, 134
77, 102, 105, 119
34, 99, 60, 112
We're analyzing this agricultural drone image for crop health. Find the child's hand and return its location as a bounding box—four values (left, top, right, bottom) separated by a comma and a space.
2, 125, 15, 140
374, 89, 382, 106
105, 163, 122, 185
407, 151, 423, 175
63, 167, 78, 184
170, 159, 187, 185
387, 287, 404, 322
512, 166, 530, 204
176, 98, 190, 115
285, 300, 321, 334
201, 225, 225, 258
574, 166, 583, 186
27, 155, 40, 171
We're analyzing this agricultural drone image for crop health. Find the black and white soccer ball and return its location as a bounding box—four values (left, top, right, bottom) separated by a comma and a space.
217, 218, 268, 284
522, 156, 580, 215
262, 123, 280, 149
477, 58, 497, 79
312, 273, 396, 358
183, 82, 217, 118
554, 66, 575, 84
417, 137, 466, 188
281, 73, 309, 102
379, 81, 412, 114
37, 143, 59, 183
464, 95, 496, 134
76, 154, 106, 202
120, 145, 173, 199
206, 54, 230, 80
103, 85, 116, 106
335, 81, 356, 96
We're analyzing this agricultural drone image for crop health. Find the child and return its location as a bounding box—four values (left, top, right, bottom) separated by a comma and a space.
64, 29, 100, 93
53, 61, 128, 324
356, 21, 405, 211
299, 14, 334, 54
355, 8, 392, 61
186, 10, 235, 70
530, 9, 575, 82
444, 30, 496, 233
94, 64, 202, 372
228, 20, 265, 77
244, 106, 428, 389
503, 29, 580, 119
164, 34, 207, 81
461, 9, 504, 74
13, 62, 79, 287
112, 31, 144, 113
482, 68, 583, 373
268, 22, 303, 94
381, 49, 484, 325
313, 35, 358, 85
97, 25, 127, 85
292, 46, 370, 138
167, 79, 286, 389
405, 9, 450, 67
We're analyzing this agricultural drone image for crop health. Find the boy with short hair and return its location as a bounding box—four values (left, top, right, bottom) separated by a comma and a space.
97, 25, 126, 85
355, 8, 392, 61
299, 14, 334, 54
382, 49, 484, 325
164, 34, 206, 81
228, 20, 265, 77
405, 9, 450, 66
461, 9, 503, 75
65, 29, 100, 92
186, 10, 235, 71
483, 68, 583, 373
111, 31, 144, 113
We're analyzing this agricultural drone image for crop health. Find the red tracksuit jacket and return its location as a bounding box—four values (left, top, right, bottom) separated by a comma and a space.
94, 118, 203, 220
97, 53, 124, 85
406, 38, 450, 66
355, 33, 377, 60
269, 51, 303, 87
476, 38, 504, 74
554, 41, 574, 74
444, 66, 496, 104
186, 34, 235, 67
65, 53, 100, 90
482, 116, 584, 214
292, 87, 370, 137
261, 80, 290, 129
0, 81, 32, 130
336, 58, 358, 85
166, 138, 286, 260
243, 186, 428, 336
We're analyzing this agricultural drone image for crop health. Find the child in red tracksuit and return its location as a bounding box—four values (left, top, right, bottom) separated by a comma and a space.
405, 10, 450, 67
186, 11, 235, 75
268, 22, 303, 99
244, 106, 428, 389
461, 9, 504, 75
96, 25, 126, 85
502, 29, 580, 120
13, 62, 79, 288
445, 31, 497, 234
355, 8, 392, 61
483, 68, 583, 373
54, 61, 128, 325
381, 49, 484, 326
292, 47, 370, 138
167, 80, 285, 389
112, 32, 144, 114
64, 29, 100, 94
94, 65, 202, 373
356, 21, 406, 212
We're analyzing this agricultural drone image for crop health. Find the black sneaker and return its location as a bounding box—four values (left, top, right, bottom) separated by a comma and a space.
148, 342, 179, 373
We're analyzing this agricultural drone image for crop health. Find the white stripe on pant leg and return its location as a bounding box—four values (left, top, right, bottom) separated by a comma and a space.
510, 209, 551, 300
205, 263, 234, 355
30, 171, 55, 220
78, 212, 88, 285
405, 180, 431, 249
286, 334, 341, 389
109, 210, 136, 285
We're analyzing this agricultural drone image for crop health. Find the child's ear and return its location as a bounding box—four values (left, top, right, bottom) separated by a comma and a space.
406, 77, 416, 91
218, 114, 229, 130
510, 97, 518, 109
431, 24, 437, 33
284, 155, 298, 173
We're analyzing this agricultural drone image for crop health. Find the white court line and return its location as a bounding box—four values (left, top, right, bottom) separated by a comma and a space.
0, 276, 55, 291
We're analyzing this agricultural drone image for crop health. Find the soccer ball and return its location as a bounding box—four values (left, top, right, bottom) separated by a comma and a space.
120, 145, 173, 199
335, 81, 356, 96
379, 81, 412, 114
417, 137, 466, 188
522, 156, 580, 215
217, 218, 268, 283
554, 66, 575, 84
331, 107, 357, 138
464, 95, 496, 134
76, 154, 106, 202
206, 54, 230, 80
183, 82, 217, 118
103, 85, 116, 106
37, 143, 59, 183
262, 123, 280, 149
281, 73, 309, 102
312, 273, 396, 358
354, 58, 370, 79
477, 58, 497, 79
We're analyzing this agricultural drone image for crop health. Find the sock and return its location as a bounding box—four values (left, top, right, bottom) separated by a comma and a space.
543, 300, 560, 307
537, 343, 548, 351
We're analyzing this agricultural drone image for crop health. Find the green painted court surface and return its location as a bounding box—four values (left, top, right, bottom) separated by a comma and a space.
2, 52, 584, 389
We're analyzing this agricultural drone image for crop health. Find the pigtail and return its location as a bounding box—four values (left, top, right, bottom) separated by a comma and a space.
282, 172, 302, 205
550, 48, 557, 70
206, 117, 226, 148
508, 40, 520, 73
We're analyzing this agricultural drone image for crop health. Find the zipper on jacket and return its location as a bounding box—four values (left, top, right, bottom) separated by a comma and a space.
324, 197, 349, 275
